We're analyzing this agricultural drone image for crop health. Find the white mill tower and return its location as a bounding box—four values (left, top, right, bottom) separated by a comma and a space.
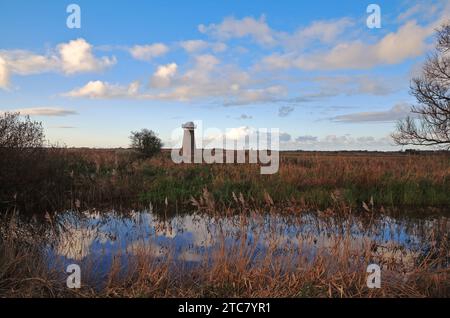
182, 121, 196, 163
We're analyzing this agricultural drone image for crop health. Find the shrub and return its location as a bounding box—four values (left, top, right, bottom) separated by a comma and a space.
130, 129, 162, 158
0, 112, 73, 212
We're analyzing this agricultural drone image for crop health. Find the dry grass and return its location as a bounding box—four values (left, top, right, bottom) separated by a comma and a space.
70, 149, 450, 210
0, 149, 448, 297
1, 148, 449, 213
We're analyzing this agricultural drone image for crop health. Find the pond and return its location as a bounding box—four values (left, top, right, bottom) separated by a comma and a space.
3, 209, 436, 282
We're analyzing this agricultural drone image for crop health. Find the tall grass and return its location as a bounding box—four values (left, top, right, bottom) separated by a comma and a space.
118, 150, 450, 210
1, 148, 449, 213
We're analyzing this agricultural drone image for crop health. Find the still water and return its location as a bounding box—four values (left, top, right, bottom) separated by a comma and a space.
41, 211, 450, 271
24, 208, 445, 279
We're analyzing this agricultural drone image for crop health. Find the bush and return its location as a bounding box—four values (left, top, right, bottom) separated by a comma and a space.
0, 112, 44, 149
130, 129, 162, 158
0, 112, 73, 212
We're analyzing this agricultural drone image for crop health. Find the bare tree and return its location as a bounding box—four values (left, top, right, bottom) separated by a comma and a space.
0, 112, 44, 149
392, 23, 450, 149
0, 112, 46, 210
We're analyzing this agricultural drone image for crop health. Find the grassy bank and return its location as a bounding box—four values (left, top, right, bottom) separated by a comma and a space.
139, 152, 450, 209
65, 149, 450, 211
1, 148, 449, 213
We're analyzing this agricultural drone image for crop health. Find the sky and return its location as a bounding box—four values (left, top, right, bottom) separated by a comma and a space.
0, 0, 449, 150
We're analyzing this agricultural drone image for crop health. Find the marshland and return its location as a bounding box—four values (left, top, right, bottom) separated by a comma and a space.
2, 0, 450, 300
0, 144, 449, 297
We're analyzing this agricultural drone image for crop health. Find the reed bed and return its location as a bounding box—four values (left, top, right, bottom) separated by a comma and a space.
68, 149, 450, 211
0, 149, 448, 297
1, 148, 449, 213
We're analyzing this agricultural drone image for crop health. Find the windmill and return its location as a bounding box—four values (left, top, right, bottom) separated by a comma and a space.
182, 121, 196, 163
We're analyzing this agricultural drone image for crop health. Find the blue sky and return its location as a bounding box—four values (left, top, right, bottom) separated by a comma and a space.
0, 0, 449, 150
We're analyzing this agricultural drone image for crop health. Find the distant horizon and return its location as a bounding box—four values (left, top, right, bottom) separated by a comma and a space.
58, 146, 445, 153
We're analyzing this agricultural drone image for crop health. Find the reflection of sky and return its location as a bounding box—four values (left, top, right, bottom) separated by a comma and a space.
44, 210, 448, 277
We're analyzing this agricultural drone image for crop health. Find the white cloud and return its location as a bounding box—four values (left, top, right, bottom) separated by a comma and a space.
64, 80, 140, 99
295, 135, 318, 142
6, 107, 78, 116
60, 9, 446, 105
64, 80, 108, 98
255, 7, 449, 71
179, 40, 227, 53
294, 21, 433, 70
63, 54, 288, 106
212, 42, 228, 52
127, 80, 140, 95
198, 15, 356, 50
351, 76, 397, 95
191, 54, 220, 71
0, 50, 58, 75
311, 75, 401, 96
330, 103, 411, 123
298, 18, 354, 43
258, 53, 293, 70
150, 63, 177, 88
179, 40, 209, 53
0, 38, 116, 88
154, 54, 249, 102
151, 54, 224, 101
226, 85, 287, 106
0, 56, 9, 89
199, 15, 276, 46
282, 18, 354, 50
225, 126, 255, 141
397, 2, 439, 23
58, 38, 116, 74
129, 43, 169, 61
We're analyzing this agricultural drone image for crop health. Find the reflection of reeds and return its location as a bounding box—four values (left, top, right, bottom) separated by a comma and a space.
0, 211, 448, 298
0, 212, 64, 297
